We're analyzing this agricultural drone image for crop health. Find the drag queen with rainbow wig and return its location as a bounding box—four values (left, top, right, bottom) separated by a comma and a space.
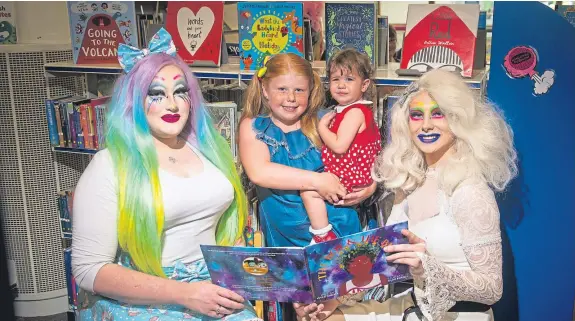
71, 28, 260, 321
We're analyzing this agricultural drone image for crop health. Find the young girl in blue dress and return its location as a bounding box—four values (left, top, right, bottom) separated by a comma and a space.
238, 53, 375, 248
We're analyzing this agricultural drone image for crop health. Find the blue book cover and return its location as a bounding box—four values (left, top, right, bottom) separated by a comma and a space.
237, 2, 304, 71
45, 100, 60, 146
67, 1, 138, 64
325, 3, 377, 64
201, 222, 411, 303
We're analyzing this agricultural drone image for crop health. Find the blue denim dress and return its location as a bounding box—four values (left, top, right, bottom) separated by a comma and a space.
252, 115, 361, 247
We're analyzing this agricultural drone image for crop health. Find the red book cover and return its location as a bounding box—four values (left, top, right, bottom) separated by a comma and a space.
79, 104, 92, 150
400, 4, 480, 78
67, 2, 138, 65
166, 2, 224, 66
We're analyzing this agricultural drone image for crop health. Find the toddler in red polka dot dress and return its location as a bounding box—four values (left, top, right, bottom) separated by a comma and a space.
301, 48, 382, 244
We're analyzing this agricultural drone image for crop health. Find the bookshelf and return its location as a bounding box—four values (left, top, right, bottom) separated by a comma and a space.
44, 61, 489, 88
52, 147, 98, 156
44, 60, 489, 158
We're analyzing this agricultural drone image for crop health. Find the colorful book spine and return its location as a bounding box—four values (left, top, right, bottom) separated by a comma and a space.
64, 248, 79, 311
80, 104, 92, 149
73, 103, 84, 149
45, 100, 60, 146
58, 191, 73, 239
53, 103, 65, 147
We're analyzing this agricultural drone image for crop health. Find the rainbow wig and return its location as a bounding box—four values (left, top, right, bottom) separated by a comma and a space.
106, 53, 247, 277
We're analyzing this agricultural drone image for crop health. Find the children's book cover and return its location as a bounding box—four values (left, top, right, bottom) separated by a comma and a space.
205, 102, 237, 160
237, 2, 304, 71
0, 2, 16, 44
166, 2, 224, 66
325, 3, 377, 65
67, 1, 138, 64
201, 222, 411, 303
400, 4, 480, 78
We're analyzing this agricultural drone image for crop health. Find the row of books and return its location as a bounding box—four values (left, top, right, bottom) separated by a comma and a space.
59, 188, 78, 311
45, 96, 110, 150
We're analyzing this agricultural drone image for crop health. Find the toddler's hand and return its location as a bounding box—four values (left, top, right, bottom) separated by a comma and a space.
319, 111, 336, 129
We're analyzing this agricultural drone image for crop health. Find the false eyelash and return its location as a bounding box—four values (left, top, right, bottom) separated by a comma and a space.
176, 93, 191, 105
148, 96, 164, 104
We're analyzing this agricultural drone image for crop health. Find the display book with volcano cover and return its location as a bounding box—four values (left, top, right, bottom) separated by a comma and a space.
200, 222, 411, 303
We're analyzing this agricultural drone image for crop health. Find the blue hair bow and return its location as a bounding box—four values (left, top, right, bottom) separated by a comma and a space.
117, 27, 177, 73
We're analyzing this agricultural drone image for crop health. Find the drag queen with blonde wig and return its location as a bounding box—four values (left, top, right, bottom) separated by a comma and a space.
372, 68, 516, 321
295, 69, 517, 321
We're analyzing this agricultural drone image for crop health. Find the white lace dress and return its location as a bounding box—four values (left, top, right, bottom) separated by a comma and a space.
339, 171, 503, 321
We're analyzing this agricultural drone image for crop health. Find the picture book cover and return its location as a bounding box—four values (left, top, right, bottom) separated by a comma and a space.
325, 3, 377, 65
0, 2, 16, 44
67, 1, 138, 64
400, 4, 480, 78
200, 222, 411, 303
166, 2, 224, 66
205, 102, 237, 160
237, 2, 304, 71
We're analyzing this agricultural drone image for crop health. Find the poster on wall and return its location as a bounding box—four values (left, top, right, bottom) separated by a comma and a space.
67, 1, 138, 65
324, 3, 377, 65
166, 2, 224, 67
556, 5, 575, 27
400, 4, 480, 78
237, 2, 304, 71
0, 2, 16, 44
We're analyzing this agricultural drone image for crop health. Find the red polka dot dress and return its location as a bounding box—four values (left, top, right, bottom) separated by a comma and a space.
321, 101, 382, 193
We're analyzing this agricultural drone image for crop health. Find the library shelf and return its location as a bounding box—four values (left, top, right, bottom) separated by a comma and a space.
44, 61, 488, 89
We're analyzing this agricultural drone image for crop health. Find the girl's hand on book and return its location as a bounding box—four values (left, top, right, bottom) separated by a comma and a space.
177, 281, 245, 318
313, 299, 340, 320
384, 229, 427, 275
294, 302, 325, 321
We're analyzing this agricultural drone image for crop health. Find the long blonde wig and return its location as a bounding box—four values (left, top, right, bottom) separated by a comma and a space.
373, 69, 518, 195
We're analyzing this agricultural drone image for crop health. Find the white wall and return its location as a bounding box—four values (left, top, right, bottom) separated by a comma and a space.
379, 1, 427, 24
14, 1, 70, 44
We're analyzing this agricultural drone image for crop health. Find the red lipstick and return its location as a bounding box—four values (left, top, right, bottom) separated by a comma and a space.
161, 114, 180, 123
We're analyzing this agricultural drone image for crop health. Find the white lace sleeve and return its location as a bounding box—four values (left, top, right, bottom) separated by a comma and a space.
413, 182, 503, 320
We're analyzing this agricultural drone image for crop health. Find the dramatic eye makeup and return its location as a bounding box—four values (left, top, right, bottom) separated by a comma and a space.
409, 102, 442, 121
146, 75, 190, 106
430, 106, 444, 119
173, 81, 190, 105
147, 83, 166, 105
409, 107, 424, 121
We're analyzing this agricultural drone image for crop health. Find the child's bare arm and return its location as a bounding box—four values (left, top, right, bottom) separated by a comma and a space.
239, 118, 347, 200
318, 109, 365, 154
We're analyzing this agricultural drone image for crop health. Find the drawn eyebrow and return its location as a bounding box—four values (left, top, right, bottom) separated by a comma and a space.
153, 76, 165, 81
173, 74, 183, 80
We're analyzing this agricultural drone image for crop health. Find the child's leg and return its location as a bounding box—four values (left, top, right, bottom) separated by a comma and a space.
301, 190, 338, 243
301, 190, 329, 230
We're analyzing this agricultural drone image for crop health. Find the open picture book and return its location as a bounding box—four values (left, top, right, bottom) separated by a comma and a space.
200, 222, 411, 303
